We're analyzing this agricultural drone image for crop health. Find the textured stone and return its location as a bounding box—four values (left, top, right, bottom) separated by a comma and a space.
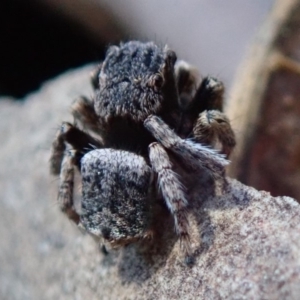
1, 66, 300, 300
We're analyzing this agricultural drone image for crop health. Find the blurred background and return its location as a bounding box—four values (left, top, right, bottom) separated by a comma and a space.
0, 0, 274, 98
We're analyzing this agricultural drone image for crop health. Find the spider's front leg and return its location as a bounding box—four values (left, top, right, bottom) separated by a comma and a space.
149, 142, 191, 257
175, 60, 201, 110
176, 67, 225, 137
144, 115, 229, 177
175, 67, 236, 157
189, 76, 225, 112
192, 110, 236, 158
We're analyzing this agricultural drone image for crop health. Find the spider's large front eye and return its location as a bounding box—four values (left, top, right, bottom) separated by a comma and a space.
148, 74, 164, 92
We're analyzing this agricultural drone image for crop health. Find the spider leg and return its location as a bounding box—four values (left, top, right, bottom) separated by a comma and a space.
51, 122, 103, 224
50, 126, 66, 175
175, 60, 224, 112
192, 110, 236, 158
187, 76, 225, 113
174, 60, 200, 109
71, 96, 103, 135
58, 149, 80, 224
50, 122, 102, 175
144, 115, 229, 177
176, 74, 225, 137
149, 142, 191, 256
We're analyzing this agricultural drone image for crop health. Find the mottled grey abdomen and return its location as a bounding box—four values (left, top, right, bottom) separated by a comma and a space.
80, 149, 152, 245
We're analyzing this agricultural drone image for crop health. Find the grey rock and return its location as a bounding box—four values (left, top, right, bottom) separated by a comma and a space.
1, 66, 300, 300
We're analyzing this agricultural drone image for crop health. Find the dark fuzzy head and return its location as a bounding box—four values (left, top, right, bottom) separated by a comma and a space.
94, 41, 177, 122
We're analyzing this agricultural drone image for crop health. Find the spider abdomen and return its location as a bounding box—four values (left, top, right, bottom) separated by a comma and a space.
80, 149, 153, 246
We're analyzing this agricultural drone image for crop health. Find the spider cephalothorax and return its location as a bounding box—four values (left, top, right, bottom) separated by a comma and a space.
50, 41, 235, 262
95, 41, 177, 122
93, 41, 181, 153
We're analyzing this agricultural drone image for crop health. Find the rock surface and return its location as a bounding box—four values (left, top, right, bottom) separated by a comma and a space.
227, 0, 300, 200
1, 66, 300, 300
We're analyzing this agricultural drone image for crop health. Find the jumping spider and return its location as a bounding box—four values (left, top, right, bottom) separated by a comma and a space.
50, 41, 235, 261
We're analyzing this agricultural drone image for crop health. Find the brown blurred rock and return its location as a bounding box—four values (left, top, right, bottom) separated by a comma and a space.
1, 65, 300, 299
227, 0, 300, 200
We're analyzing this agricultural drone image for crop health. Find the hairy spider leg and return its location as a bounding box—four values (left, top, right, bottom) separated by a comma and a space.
58, 149, 80, 224
144, 115, 228, 179
193, 110, 236, 158
149, 142, 191, 256
50, 122, 103, 224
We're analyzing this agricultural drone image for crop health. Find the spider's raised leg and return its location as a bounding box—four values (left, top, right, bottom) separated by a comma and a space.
175, 60, 200, 110
192, 110, 236, 158
144, 115, 228, 177
175, 59, 225, 112
189, 76, 225, 113
175, 69, 225, 137
175, 67, 235, 157
149, 142, 191, 257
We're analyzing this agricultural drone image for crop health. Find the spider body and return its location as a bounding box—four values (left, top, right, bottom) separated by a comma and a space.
93, 42, 180, 154
50, 41, 235, 260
